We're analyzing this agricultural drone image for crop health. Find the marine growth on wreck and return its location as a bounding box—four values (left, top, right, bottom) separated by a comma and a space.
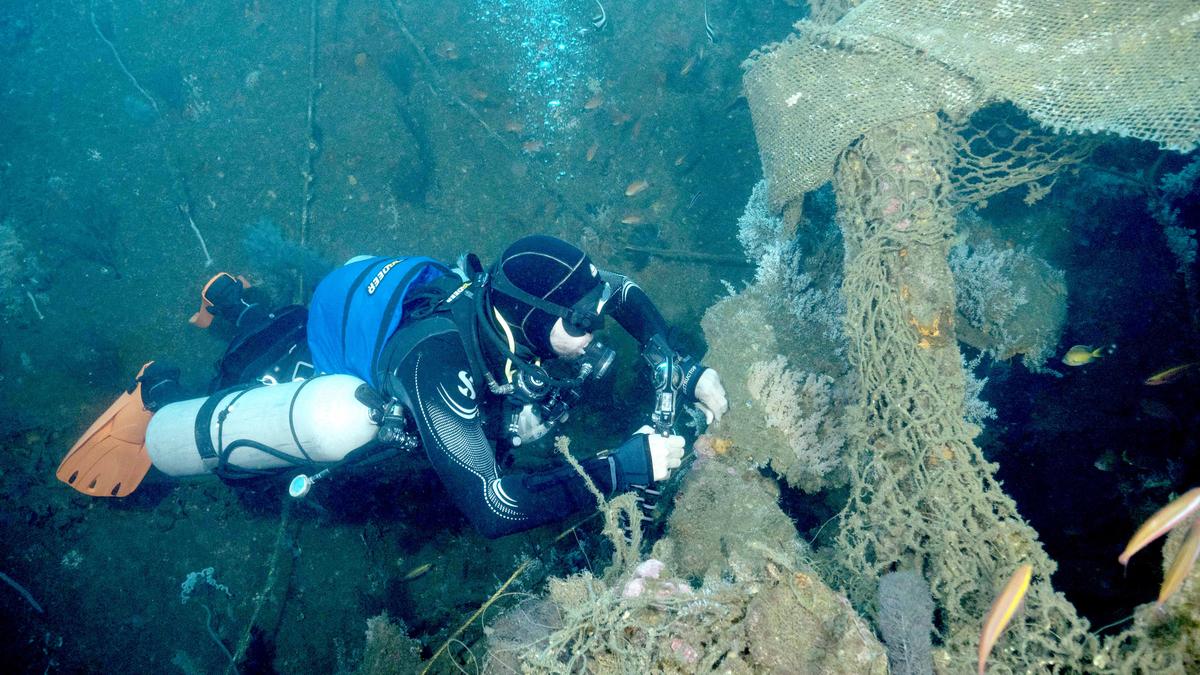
0, 1, 1197, 673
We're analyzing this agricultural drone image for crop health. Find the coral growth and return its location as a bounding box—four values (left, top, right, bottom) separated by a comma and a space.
699, 179, 852, 492
701, 291, 849, 492
948, 239, 1029, 333
655, 455, 809, 582
949, 236, 1066, 372
876, 570, 934, 675
486, 551, 885, 673
960, 353, 997, 429
745, 355, 846, 492
356, 612, 422, 675
1152, 156, 1200, 281
243, 217, 331, 294
737, 179, 847, 352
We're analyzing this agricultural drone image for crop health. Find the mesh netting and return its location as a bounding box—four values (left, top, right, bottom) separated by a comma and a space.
949, 104, 1099, 206
745, 0, 1200, 210
828, 114, 1097, 672
742, 24, 983, 210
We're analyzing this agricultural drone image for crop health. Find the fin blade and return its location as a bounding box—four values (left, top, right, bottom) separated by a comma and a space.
57, 389, 153, 498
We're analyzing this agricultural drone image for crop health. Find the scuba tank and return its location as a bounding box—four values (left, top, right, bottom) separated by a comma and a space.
145, 374, 379, 479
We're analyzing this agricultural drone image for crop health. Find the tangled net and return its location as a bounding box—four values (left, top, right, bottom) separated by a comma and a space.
828, 113, 1096, 672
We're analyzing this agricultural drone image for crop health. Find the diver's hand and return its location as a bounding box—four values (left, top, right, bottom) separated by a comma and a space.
635, 425, 685, 482
693, 368, 728, 424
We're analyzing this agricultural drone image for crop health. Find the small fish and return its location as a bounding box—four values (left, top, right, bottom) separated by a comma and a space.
1093, 448, 1117, 472
467, 87, 489, 102
585, 142, 599, 162
1144, 361, 1200, 386
1061, 344, 1109, 367
584, 93, 604, 110
703, 1, 718, 44
1119, 487, 1200, 566
625, 179, 649, 197
630, 117, 643, 140
504, 119, 524, 133
522, 139, 544, 153
680, 54, 697, 77
1138, 398, 1176, 421
620, 213, 643, 225
403, 562, 433, 581
978, 564, 1032, 675
591, 0, 606, 30
1158, 518, 1200, 608
435, 41, 459, 61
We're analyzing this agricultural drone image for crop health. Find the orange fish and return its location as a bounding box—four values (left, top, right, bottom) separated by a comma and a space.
521, 139, 544, 154
610, 110, 632, 126
630, 117, 643, 140
584, 93, 604, 110
467, 87, 488, 102
620, 214, 643, 225
978, 564, 1032, 675
585, 142, 599, 162
1144, 361, 1200, 386
625, 179, 649, 197
504, 120, 524, 134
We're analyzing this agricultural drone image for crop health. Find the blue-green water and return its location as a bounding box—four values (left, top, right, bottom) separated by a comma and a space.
1, 1, 1197, 673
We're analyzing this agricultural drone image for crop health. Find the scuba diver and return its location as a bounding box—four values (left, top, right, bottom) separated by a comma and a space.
56, 235, 728, 538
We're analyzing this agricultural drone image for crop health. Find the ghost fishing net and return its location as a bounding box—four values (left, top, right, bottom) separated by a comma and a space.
743, 0, 1200, 213
736, 0, 1200, 670
948, 104, 1098, 208
828, 114, 1095, 672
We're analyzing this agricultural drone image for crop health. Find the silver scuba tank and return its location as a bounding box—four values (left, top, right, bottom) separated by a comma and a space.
146, 374, 378, 477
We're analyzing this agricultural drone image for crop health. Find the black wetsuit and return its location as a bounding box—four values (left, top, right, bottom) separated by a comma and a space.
371, 271, 672, 538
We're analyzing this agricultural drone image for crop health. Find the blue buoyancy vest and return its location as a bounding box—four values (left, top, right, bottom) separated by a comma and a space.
307, 256, 449, 388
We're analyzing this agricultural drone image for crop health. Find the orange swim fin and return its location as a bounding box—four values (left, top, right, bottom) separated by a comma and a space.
56, 362, 155, 497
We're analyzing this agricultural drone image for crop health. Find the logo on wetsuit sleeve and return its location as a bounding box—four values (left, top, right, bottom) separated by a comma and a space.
438, 370, 478, 420
457, 371, 475, 400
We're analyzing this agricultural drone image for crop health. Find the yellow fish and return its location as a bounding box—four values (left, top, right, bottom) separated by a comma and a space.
1118, 487, 1200, 608
1061, 344, 1107, 367
1144, 361, 1200, 386
1158, 519, 1200, 608
978, 564, 1032, 675
402, 562, 433, 581
1119, 487, 1200, 566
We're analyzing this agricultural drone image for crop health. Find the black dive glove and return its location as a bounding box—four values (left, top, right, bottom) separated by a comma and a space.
136, 362, 182, 412
194, 272, 266, 328
677, 354, 705, 399
610, 427, 686, 487
611, 433, 654, 487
